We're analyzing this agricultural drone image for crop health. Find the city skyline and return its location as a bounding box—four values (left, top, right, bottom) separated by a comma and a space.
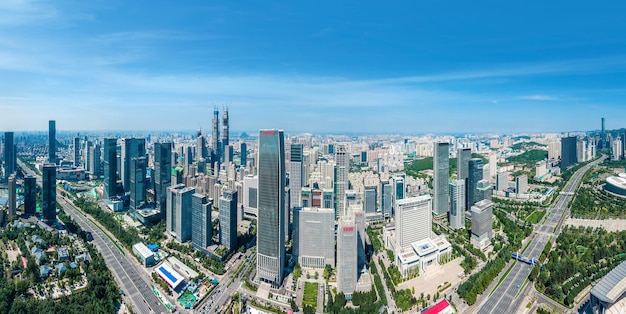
2, 2, 626, 133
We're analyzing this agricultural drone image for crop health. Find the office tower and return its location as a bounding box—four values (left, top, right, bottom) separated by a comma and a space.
24, 175, 37, 216
42, 164, 57, 225
257, 129, 286, 287
219, 190, 238, 251
224, 145, 234, 165
396, 195, 432, 249
240, 142, 247, 167
130, 156, 147, 211
489, 152, 497, 179
196, 130, 208, 160
561, 136, 578, 169
577, 140, 587, 163
392, 175, 405, 215
467, 158, 484, 208
322, 189, 334, 209
471, 199, 494, 250
3, 132, 15, 182
211, 108, 220, 165
548, 141, 561, 160
73, 136, 80, 167
515, 175, 528, 194
457, 148, 471, 181
166, 184, 195, 243
380, 180, 392, 218
476, 180, 492, 202
222, 108, 229, 162
192, 194, 212, 253
293, 207, 335, 268
364, 185, 377, 214
243, 175, 258, 217
496, 172, 509, 192
337, 216, 357, 296
613, 140, 623, 161
85, 140, 93, 172
89, 143, 102, 177
154, 142, 172, 216
449, 180, 465, 230
601, 117, 606, 149
8, 173, 16, 219
353, 209, 367, 271
121, 138, 146, 193
289, 143, 304, 209
184, 145, 193, 174
103, 138, 118, 199
334, 144, 349, 218
433, 142, 450, 216
48, 120, 56, 163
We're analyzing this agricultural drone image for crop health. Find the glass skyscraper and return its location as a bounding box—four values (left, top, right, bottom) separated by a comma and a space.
103, 138, 118, 199
42, 164, 57, 225
48, 120, 56, 163
257, 129, 286, 288
219, 190, 238, 251
468, 158, 484, 209
154, 142, 172, 218
433, 142, 450, 216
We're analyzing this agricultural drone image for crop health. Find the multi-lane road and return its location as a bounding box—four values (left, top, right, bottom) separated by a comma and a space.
17, 160, 170, 314
477, 156, 605, 314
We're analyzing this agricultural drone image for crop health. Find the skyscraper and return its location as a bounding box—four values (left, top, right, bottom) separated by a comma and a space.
42, 164, 57, 225
24, 175, 37, 216
601, 117, 606, 149
467, 158, 484, 208
289, 143, 304, 209
8, 173, 16, 219
380, 180, 392, 218
496, 172, 509, 192
457, 148, 471, 182
219, 190, 238, 251
192, 193, 212, 253
48, 120, 56, 164
154, 142, 172, 217
243, 175, 258, 217
396, 195, 432, 249
89, 143, 102, 177
449, 180, 465, 230
211, 108, 220, 166
293, 207, 335, 268
130, 156, 147, 211
240, 142, 247, 167
222, 108, 229, 162
337, 216, 357, 296
3, 132, 15, 182
433, 142, 450, 216
476, 179, 492, 203
471, 199, 494, 250
121, 138, 146, 193
103, 138, 118, 199
515, 175, 528, 194
334, 144, 349, 218
364, 185, 377, 214
73, 136, 80, 167
85, 140, 93, 172
196, 130, 208, 161
561, 136, 578, 170
166, 184, 195, 243
257, 129, 286, 288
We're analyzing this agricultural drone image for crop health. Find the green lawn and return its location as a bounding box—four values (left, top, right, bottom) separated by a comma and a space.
525, 210, 546, 224
506, 149, 548, 166
303, 282, 318, 310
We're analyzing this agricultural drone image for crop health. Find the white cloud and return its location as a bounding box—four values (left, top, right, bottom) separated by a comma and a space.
519, 95, 561, 101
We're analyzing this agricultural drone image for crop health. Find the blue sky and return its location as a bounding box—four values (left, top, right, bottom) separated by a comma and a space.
1, 1, 626, 134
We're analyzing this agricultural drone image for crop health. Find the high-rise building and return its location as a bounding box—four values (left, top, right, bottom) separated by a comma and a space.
154, 142, 172, 217
476, 180, 492, 202
577, 140, 587, 163
433, 142, 450, 216
515, 175, 528, 194
601, 117, 606, 149
489, 152, 497, 179
166, 184, 195, 243
337, 216, 357, 296
196, 130, 208, 161
396, 195, 432, 249
85, 140, 93, 172
240, 142, 247, 167
289, 143, 304, 209
48, 120, 56, 164
23, 175, 36, 216
393, 175, 405, 202
467, 158, 484, 208
243, 175, 258, 217
103, 138, 118, 199
192, 194, 212, 253
3, 132, 15, 182
257, 129, 286, 287
89, 143, 102, 178
323, 189, 334, 209
496, 172, 509, 192
449, 180, 465, 230
42, 164, 57, 225
457, 148, 471, 182
561, 136, 578, 169
380, 180, 392, 218
364, 185, 377, 214
335, 144, 349, 218
471, 199, 494, 250
613, 140, 623, 161
130, 156, 147, 211
121, 138, 146, 193
8, 173, 16, 219
73, 136, 80, 167
211, 108, 220, 166
222, 108, 229, 162
219, 190, 238, 251
293, 207, 335, 268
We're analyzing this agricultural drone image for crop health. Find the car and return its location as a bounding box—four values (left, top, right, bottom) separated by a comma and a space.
517, 283, 521, 288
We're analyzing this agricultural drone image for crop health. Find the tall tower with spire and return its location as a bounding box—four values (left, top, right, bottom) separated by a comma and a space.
211, 108, 220, 167
222, 107, 229, 162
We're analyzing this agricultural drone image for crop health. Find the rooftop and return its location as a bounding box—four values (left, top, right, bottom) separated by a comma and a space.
591, 260, 626, 304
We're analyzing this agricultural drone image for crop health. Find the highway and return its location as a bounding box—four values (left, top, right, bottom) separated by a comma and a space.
17, 159, 170, 314
476, 156, 605, 314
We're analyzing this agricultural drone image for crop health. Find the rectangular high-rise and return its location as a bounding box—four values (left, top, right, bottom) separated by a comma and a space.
476, 179, 492, 202
380, 180, 392, 218
289, 143, 304, 209
121, 138, 146, 193
243, 175, 258, 217
560, 136, 578, 170
103, 138, 118, 199
467, 158, 484, 208
166, 184, 195, 243
240, 142, 247, 167
293, 207, 335, 268
515, 175, 528, 194
89, 143, 102, 178
48, 120, 56, 163
334, 144, 349, 218
396, 195, 432, 249
471, 199, 493, 250
337, 216, 357, 296
257, 129, 286, 287
154, 142, 172, 217
457, 148, 471, 182
24, 175, 37, 216
449, 180, 465, 230
42, 164, 57, 225
496, 172, 509, 192
364, 185, 377, 214
192, 193, 212, 253
73, 136, 80, 167
219, 190, 238, 251
3, 132, 15, 182
130, 156, 147, 211
433, 142, 450, 216
8, 173, 16, 219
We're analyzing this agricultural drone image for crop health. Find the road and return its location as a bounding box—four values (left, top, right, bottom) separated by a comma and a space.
373, 253, 397, 312
17, 160, 171, 314
197, 251, 255, 313
476, 156, 605, 314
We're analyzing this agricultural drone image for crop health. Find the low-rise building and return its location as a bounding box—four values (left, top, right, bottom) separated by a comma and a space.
132, 242, 155, 267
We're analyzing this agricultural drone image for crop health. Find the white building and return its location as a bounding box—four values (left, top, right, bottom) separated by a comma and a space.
293, 207, 335, 268
132, 242, 155, 267
243, 175, 258, 217
449, 180, 465, 230
471, 200, 494, 251
337, 216, 357, 296
396, 195, 432, 249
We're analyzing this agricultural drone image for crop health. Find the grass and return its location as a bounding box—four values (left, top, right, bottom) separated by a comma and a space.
303, 282, 318, 310
489, 261, 516, 297
525, 210, 546, 224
